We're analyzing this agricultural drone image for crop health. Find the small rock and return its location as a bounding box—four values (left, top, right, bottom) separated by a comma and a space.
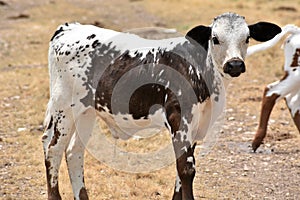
280, 121, 289, 125
204, 168, 210, 173
241, 173, 247, 176
3, 103, 11, 107
226, 108, 234, 113
37, 125, 44, 132
265, 187, 273, 193
40, 190, 46, 195
228, 117, 235, 121
10, 95, 20, 100
17, 127, 27, 132
265, 143, 271, 148
132, 135, 142, 140
244, 131, 255, 135
243, 165, 249, 171
22, 85, 30, 90
263, 157, 271, 161
153, 191, 161, 196
31, 125, 44, 132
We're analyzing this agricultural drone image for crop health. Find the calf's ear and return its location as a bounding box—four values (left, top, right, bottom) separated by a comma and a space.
186, 25, 211, 50
249, 22, 281, 42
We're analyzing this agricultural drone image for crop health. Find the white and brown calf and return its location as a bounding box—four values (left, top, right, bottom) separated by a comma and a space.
248, 25, 300, 151
42, 12, 280, 200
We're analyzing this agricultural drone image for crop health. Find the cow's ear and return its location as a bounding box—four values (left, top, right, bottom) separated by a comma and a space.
186, 25, 211, 50
249, 22, 281, 42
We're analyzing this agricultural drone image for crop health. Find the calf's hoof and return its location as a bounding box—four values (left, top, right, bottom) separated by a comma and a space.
252, 137, 263, 152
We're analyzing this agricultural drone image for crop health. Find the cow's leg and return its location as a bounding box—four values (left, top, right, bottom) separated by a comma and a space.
172, 136, 196, 200
293, 110, 300, 132
42, 107, 75, 200
252, 86, 280, 151
172, 173, 182, 200
285, 93, 300, 133
167, 108, 196, 200
252, 72, 300, 151
65, 109, 95, 200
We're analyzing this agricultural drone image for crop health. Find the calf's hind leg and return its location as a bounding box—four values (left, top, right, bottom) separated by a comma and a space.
253, 72, 300, 151
65, 109, 96, 200
293, 110, 300, 132
252, 86, 279, 152
42, 107, 75, 200
285, 93, 300, 133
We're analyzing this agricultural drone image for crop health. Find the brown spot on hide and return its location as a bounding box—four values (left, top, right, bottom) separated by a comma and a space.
45, 160, 61, 200
48, 121, 61, 147
291, 48, 300, 67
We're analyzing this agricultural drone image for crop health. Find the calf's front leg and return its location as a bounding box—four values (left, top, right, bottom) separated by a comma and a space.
172, 138, 196, 200
285, 93, 300, 133
168, 110, 196, 200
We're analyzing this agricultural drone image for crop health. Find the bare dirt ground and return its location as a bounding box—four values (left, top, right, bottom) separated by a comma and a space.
1, 0, 300, 199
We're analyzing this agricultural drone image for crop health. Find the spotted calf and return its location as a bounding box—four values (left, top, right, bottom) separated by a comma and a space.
42, 13, 280, 200
248, 25, 300, 151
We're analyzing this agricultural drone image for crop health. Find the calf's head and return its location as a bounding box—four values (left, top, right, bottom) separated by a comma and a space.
186, 12, 281, 78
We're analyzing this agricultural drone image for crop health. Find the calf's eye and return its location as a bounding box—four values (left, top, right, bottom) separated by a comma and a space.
212, 36, 220, 45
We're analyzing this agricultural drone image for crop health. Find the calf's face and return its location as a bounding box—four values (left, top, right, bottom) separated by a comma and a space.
210, 14, 249, 78
186, 12, 281, 78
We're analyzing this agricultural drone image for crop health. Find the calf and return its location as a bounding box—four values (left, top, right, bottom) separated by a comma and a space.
42, 12, 280, 200
249, 25, 300, 151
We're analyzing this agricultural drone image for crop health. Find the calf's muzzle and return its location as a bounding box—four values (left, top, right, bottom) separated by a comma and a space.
223, 58, 246, 77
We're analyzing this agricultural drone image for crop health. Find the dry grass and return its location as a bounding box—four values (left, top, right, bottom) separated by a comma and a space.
1, 0, 300, 199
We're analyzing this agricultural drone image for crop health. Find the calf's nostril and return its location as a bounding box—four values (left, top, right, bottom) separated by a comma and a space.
228, 60, 244, 68
228, 60, 245, 72
227, 64, 233, 70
